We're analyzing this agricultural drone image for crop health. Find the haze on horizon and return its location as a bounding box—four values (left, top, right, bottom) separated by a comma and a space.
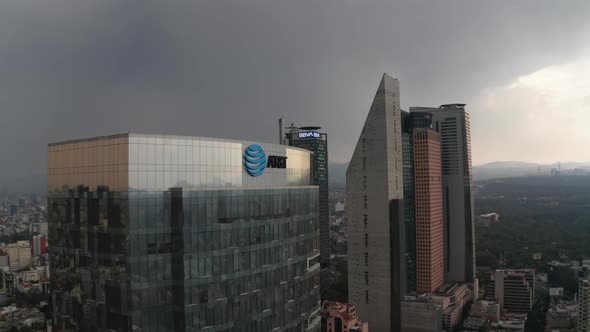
1, 0, 590, 183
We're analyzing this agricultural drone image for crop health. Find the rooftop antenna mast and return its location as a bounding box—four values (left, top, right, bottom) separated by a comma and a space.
278, 117, 284, 145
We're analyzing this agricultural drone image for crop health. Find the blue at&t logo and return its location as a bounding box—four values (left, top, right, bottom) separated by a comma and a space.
243, 144, 267, 177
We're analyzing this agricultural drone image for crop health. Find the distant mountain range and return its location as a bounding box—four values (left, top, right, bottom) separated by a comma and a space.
328, 161, 590, 187
0, 175, 47, 194
1, 161, 588, 193
474, 161, 590, 180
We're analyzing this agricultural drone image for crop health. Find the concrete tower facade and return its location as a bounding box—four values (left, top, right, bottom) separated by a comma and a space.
347, 74, 405, 332
413, 128, 445, 294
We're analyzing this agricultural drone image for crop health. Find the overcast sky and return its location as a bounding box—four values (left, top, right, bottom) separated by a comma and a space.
1, 0, 590, 181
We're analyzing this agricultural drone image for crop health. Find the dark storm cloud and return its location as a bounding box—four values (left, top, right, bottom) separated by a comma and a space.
1, 0, 589, 182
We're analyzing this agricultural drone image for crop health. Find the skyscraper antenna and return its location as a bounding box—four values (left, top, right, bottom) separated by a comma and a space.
278, 117, 284, 145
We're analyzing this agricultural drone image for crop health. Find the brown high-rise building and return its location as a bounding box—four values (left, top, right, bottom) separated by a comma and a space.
413, 128, 445, 294
410, 104, 475, 284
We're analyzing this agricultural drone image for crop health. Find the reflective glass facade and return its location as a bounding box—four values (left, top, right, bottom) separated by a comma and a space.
48, 134, 321, 332
284, 131, 329, 288
401, 111, 416, 293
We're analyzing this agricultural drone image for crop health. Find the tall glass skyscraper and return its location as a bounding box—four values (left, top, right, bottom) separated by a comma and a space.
48, 134, 321, 332
284, 126, 329, 291
401, 111, 416, 293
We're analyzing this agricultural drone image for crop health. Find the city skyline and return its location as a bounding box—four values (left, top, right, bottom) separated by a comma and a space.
2, 1, 590, 185
346, 75, 477, 331
1, 2, 590, 331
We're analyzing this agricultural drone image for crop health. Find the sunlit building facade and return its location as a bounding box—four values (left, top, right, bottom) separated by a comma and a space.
48, 133, 321, 332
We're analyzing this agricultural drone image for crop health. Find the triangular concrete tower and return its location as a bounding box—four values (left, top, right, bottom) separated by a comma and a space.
346, 73, 406, 332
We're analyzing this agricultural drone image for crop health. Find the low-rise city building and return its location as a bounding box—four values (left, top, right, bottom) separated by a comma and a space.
320, 301, 368, 332
401, 295, 442, 332
7, 240, 31, 271
470, 300, 501, 322
431, 283, 472, 331
545, 300, 577, 331
0, 250, 8, 270
31, 222, 48, 235
549, 261, 581, 294
490, 269, 535, 314
32, 234, 47, 257
0, 303, 46, 328
490, 314, 527, 332
463, 316, 487, 330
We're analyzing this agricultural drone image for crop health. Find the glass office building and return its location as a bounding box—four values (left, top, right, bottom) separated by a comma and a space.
401, 111, 416, 293
284, 127, 329, 291
48, 133, 321, 332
